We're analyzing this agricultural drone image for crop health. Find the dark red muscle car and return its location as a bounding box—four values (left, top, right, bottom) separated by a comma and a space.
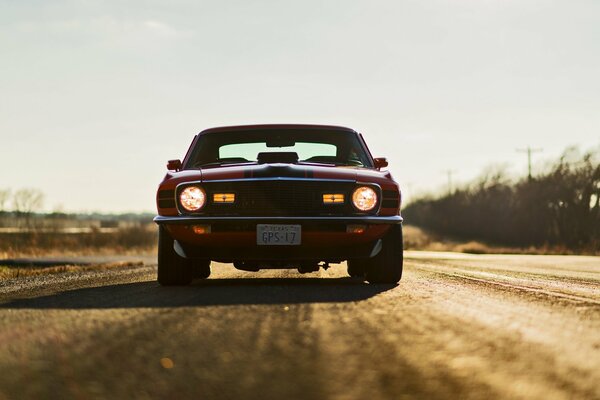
154, 124, 403, 285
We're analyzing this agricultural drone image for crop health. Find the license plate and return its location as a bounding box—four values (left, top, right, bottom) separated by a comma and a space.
257, 224, 301, 245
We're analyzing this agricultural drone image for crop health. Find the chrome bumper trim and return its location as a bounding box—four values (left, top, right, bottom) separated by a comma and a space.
154, 215, 403, 225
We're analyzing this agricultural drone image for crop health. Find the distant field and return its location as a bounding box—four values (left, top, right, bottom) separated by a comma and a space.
1, 221, 588, 260
0, 224, 157, 258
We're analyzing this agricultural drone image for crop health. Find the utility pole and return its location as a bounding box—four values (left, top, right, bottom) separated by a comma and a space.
516, 147, 542, 180
444, 170, 456, 195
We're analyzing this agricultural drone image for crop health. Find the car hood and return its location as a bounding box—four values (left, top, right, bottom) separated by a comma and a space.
200, 163, 392, 182
163, 163, 394, 188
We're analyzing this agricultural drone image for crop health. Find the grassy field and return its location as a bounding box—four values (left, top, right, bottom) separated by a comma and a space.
0, 222, 156, 279
0, 260, 145, 279
1, 221, 588, 261
0, 224, 157, 258
0, 223, 595, 280
403, 225, 596, 255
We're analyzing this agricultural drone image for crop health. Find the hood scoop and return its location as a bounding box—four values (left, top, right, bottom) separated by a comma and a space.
257, 152, 299, 164
248, 163, 312, 179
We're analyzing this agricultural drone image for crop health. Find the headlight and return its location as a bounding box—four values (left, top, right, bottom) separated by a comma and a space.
179, 186, 206, 211
352, 186, 378, 211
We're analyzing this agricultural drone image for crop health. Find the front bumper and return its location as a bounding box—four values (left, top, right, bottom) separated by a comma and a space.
154, 215, 402, 262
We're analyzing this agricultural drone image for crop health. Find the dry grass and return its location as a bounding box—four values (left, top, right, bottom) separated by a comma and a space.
403, 224, 594, 255
0, 221, 590, 266
0, 224, 157, 258
0, 260, 145, 280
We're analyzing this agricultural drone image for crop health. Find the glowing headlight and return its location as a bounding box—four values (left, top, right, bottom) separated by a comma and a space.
352, 186, 378, 211
179, 186, 206, 211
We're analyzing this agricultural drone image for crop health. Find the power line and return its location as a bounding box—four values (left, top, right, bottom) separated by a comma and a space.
516, 147, 543, 180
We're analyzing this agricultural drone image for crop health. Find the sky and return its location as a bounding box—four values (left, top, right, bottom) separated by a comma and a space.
1, 0, 599, 213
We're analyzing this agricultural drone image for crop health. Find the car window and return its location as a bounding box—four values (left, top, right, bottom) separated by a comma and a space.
219, 142, 336, 162
186, 129, 373, 169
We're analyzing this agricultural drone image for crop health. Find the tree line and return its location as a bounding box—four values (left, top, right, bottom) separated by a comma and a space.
403, 147, 600, 251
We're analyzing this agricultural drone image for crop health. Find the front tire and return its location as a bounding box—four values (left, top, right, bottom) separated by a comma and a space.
192, 260, 211, 279
365, 224, 403, 284
347, 259, 368, 278
157, 226, 193, 286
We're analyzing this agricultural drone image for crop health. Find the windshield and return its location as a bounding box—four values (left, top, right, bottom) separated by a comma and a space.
185, 129, 373, 169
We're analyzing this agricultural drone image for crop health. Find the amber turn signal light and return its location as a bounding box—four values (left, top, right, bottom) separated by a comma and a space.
213, 193, 235, 203
346, 224, 366, 234
323, 194, 345, 204
192, 225, 211, 234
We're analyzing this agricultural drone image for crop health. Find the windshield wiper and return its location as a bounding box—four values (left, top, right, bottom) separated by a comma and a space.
195, 162, 224, 168
298, 161, 360, 167
195, 161, 256, 169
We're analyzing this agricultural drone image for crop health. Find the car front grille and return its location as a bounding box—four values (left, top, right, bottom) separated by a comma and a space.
195, 180, 360, 216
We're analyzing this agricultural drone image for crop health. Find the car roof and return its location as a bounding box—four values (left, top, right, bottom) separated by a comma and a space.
199, 124, 358, 135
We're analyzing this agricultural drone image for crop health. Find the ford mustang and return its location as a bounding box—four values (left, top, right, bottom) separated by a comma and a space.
154, 124, 403, 285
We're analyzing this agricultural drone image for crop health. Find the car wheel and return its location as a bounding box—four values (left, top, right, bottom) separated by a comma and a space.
157, 226, 193, 286
192, 260, 211, 279
365, 224, 403, 284
346, 259, 367, 278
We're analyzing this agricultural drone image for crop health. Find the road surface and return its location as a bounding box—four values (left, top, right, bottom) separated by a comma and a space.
0, 251, 599, 400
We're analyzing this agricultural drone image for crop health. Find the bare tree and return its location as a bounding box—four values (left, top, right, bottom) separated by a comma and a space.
0, 189, 10, 228
0, 189, 10, 213
13, 188, 44, 228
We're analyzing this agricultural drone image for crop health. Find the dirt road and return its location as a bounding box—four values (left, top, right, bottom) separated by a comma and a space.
1, 252, 599, 400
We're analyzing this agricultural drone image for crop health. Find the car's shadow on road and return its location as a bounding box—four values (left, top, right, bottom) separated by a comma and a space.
1, 277, 397, 309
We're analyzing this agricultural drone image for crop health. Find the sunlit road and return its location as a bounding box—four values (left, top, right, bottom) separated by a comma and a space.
1, 252, 599, 400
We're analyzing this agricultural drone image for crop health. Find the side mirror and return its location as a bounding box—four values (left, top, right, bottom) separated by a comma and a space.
373, 157, 388, 169
167, 159, 182, 171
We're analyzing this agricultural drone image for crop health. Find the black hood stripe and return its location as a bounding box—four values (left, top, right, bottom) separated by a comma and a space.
243, 165, 314, 179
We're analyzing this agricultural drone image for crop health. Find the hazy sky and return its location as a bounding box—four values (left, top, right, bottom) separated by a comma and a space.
1, 0, 599, 213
